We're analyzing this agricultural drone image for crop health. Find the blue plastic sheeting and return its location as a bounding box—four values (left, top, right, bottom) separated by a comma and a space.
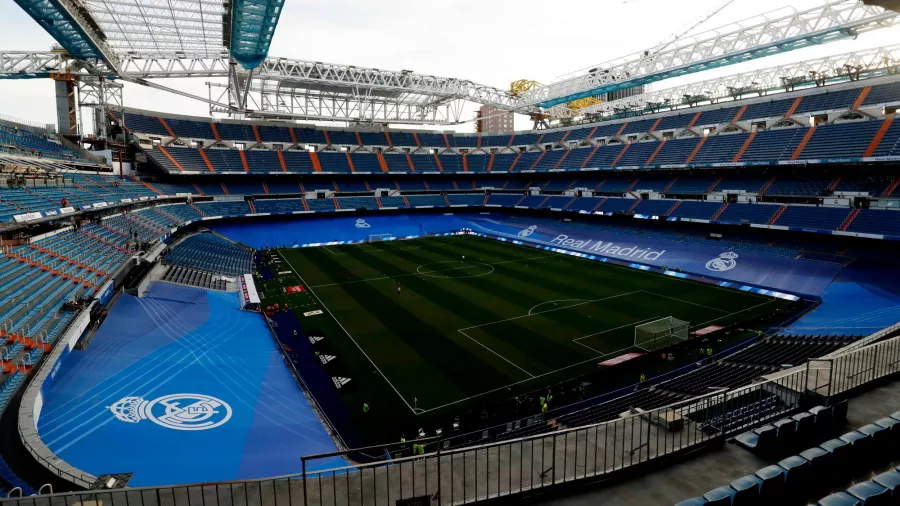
784, 262, 900, 335
211, 212, 839, 296
37, 282, 342, 486
463, 215, 841, 296
211, 213, 472, 248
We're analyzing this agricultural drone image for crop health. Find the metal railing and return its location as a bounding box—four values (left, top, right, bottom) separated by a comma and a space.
2, 362, 815, 506
7, 328, 900, 506
807, 326, 900, 400
0, 113, 48, 131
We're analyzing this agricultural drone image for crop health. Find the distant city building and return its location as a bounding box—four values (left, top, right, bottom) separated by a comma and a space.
477, 105, 515, 133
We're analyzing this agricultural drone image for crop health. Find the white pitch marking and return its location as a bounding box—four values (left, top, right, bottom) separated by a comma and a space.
459, 291, 641, 332
457, 329, 535, 378
528, 299, 590, 316
571, 316, 663, 342
278, 251, 417, 414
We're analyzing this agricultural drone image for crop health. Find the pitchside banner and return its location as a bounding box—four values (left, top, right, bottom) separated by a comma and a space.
465, 215, 841, 296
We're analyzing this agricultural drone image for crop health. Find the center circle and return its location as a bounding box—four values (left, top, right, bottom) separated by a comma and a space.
416, 261, 495, 279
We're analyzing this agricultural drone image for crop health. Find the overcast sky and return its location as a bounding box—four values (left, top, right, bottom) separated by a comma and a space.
1, 0, 899, 132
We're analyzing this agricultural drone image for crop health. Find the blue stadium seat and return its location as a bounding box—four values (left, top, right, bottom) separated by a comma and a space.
717, 203, 781, 225
742, 98, 795, 120
754, 465, 786, 502
794, 89, 859, 114
305, 199, 336, 211
833, 400, 849, 427
773, 418, 798, 449
379, 196, 407, 208
820, 438, 853, 483
791, 412, 816, 446
616, 141, 659, 167
696, 106, 741, 126
810, 405, 835, 437
728, 475, 760, 505
874, 417, 900, 452
651, 137, 699, 165
872, 470, 900, 500
847, 209, 900, 238
656, 114, 693, 131
703, 486, 736, 506
254, 199, 305, 214
857, 423, 890, 463
738, 128, 807, 162
164, 233, 253, 276
840, 431, 874, 473
778, 455, 810, 504
863, 82, 900, 106
799, 447, 833, 496
735, 424, 776, 452
670, 201, 722, 220
846, 481, 891, 506
818, 492, 862, 506
798, 121, 882, 160
675, 498, 708, 506
775, 206, 851, 231
691, 133, 749, 164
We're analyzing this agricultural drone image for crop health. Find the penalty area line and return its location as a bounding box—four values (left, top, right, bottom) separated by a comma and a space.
459, 291, 641, 332
457, 329, 535, 378
572, 315, 663, 342
415, 344, 638, 415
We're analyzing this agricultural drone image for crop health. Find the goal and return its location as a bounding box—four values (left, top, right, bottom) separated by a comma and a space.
368, 233, 394, 243
634, 317, 690, 352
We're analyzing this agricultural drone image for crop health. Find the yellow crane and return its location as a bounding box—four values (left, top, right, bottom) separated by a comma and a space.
510, 79, 603, 112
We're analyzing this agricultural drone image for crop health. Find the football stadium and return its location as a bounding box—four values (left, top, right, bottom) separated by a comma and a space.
4, 0, 900, 504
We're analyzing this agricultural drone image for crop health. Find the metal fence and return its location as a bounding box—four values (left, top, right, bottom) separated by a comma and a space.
807, 327, 900, 400
2, 364, 813, 506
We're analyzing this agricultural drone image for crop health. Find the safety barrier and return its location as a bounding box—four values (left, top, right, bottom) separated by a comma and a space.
8, 329, 900, 506
14, 263, 132, 492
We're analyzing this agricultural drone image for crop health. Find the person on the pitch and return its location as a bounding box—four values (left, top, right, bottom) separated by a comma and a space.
397, 282, 401, 296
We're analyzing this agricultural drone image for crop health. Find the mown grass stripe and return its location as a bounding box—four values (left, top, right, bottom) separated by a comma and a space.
338, 243, 571, 380
305, 246, 524, 402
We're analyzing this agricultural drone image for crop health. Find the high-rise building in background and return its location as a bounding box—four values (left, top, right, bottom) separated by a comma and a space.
476, 105, 515, 133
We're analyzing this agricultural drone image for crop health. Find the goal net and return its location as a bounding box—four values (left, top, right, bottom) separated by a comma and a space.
634, 317, 690, 352
368, 234, 394, 243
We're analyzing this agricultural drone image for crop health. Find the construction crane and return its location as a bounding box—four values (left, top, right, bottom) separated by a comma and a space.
512, 0, 735, 122
650, 0, 736, 55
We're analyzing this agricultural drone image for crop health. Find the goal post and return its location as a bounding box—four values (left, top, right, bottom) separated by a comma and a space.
635, 317, 690, 352
368, 233, 394, 243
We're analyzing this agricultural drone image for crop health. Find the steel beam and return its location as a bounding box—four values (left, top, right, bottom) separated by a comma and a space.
565, 44, 900, 120
520, 0, 899, 109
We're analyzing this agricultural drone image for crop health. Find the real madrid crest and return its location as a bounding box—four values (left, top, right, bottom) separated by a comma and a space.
706, 251, 738, 272
109, 394, 232, 431
518, 225, 537, 238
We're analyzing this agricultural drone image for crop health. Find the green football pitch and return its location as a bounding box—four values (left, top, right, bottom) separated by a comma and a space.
258, 234, 794, 428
